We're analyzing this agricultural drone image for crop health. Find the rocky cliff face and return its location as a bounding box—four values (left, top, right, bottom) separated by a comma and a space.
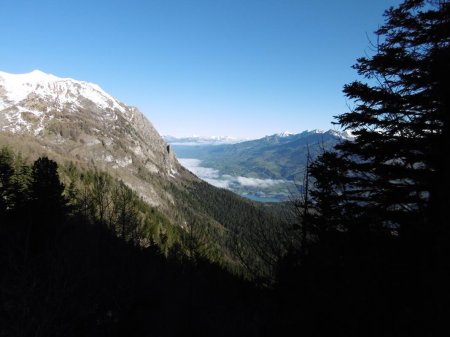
0, 70, 187, 208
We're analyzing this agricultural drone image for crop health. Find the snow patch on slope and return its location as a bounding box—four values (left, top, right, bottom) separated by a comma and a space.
276, 131, 294, 137
0, 70, 125, 113
164, 135, 248, 146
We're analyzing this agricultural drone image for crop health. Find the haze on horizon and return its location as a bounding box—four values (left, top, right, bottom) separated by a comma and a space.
1, 0, 402, 138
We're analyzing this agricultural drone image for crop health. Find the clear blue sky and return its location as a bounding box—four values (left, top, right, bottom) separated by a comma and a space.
1, 0, 402, 138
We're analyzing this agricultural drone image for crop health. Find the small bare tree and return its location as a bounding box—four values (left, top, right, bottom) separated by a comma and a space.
111, 181, 139, 242
90, 170, 113, 225
289, 144, 312, 257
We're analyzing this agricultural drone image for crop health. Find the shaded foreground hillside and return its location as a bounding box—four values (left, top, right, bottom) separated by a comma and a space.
1, 147, 445, 337
0, 147, 274, 336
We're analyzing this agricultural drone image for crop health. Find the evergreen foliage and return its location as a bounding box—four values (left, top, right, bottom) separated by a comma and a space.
312, 0, 449, 239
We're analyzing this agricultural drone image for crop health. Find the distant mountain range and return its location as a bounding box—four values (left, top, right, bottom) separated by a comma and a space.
167, 129, 352, 181
164, 129, 352, 147
163, 135, 247, 146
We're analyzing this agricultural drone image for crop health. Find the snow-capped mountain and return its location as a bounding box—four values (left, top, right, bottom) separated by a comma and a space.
276, 131, 294, 137
163, 135, 247, 146
0, 69, 181, 206
165, 129, 353, 148
263, 129, 354, 142
0, 70, 134, 135
327, 129, 355, 140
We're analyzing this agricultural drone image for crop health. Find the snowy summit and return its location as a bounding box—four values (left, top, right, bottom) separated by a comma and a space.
0, 70, 124, 113
0, 70, 132, 134
276, 131, 294, 137
163, 135, 248, 146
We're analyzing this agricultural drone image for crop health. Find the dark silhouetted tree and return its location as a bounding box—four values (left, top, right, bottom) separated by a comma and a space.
29, 157, 67, 254
312, 0, 450, 241
31, 157, 66, 215
304, 2, 450, 334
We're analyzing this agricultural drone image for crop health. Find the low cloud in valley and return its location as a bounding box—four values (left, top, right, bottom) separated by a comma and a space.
179, 158, 286, 190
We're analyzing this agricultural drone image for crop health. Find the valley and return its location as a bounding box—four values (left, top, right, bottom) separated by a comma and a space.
178, 157, 292, 202
166, 130, 351, 201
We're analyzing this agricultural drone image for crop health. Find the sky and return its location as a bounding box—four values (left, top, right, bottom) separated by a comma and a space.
1, 0, 403, 138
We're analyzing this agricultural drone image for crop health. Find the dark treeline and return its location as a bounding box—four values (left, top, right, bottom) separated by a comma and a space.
0, 149, 275, 337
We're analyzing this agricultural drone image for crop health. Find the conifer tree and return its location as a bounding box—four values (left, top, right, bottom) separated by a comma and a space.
31, 157, 66, 213
311, 0, 450, 240
0, 147, 15, 215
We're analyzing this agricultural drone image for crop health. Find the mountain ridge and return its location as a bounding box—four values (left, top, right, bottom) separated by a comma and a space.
163, 135, 248, 146
0, 69, 180, 208
164, 129, 353, 147
0, 70, 281, 239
